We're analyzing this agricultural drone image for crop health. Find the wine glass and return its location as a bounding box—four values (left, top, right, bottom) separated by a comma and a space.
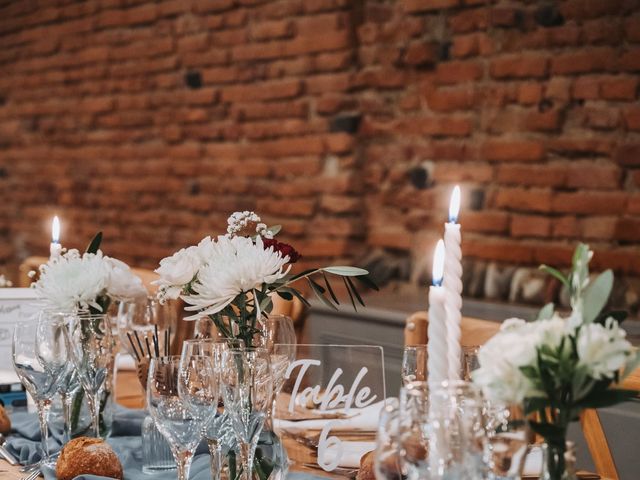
13, 319, 60, 466
402, 345, 428, 386
148, 356, 202, 480
220, 348, 272, 480
64, 313, 114, 438
427, 380, 488, 479
259, 314, 296, 421
179, 339, 225, 480
398, 382, 429, 479
374, 398, 404, 480
485, 404, 529, 480
462, 345, 480, 381
36, 311, 80, 444
117, 296, 175, 360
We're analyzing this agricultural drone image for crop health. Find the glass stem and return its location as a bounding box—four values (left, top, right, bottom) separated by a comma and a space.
239, 439, 257, 480
87, 392, 101, 438
36, 399, 52, 464
173, 449, 194, 480
207, 439, 222, 480
61, 393, 71, 443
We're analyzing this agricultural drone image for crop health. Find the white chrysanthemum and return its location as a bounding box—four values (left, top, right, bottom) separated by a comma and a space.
577, 318, 634, 380
33, 249, 111, 312
182, 235, 291, 320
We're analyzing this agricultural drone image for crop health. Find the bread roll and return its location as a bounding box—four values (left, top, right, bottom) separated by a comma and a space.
0, 404, 11, 434
56, 437, 123, 480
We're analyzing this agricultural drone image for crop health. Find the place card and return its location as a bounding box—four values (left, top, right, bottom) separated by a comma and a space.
273, 344, 386, 475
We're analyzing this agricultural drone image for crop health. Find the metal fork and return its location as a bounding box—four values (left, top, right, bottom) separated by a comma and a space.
20, 467, 41, 480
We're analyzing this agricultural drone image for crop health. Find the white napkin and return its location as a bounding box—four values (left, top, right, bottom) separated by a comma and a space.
523, 445, 543, 476
275, 400, 384, 434
321, 440, 376, 469
115, 353, 136, 371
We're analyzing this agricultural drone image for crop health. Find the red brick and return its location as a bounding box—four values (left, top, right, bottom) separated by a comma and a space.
462, 211, 509, 234
600, 77, 638, 100
251, 19, 293, 40
511, 215, 551, 238
435, 61, 483, 84
494, 187, 553, 213
614, 218, 640, 242
525, 109, 562, 132
497, 164, 567, 187
463, 237, 535, 263
402, 0, 460, 12
403, 42, 438, 66
619, 48, 640, 72
625, 15, 640, 42
553, 216, 579, 238
551, 48, 617, 75
623, 107, 640, 130
126, 4, 157, 25
221, 79, 301, 102
581, 216, 618, 240
426, 87, 475, 112
482, 140, 545, 162
490, 55, 548, 79
583, 107, 620, 130
517, 83, 543, 105
615, 143, 640, 166
449, 8, 489, 33
572, 77, 600, 100
566, 162, 622, 189
552, 191, 628, 214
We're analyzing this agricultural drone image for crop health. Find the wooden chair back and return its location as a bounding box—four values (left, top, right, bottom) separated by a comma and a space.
404, 311, 639, 480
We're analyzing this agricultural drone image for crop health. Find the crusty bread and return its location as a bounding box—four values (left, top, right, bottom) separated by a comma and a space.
56, 437, 123, 480
0, 404, 11, 434
356, 451, 375, 480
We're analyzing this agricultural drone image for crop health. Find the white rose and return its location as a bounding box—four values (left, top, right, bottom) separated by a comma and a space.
106, 257, 148, 299
577, 318, 633, 380
155, 246, 201, 286
535, 317, 570, 351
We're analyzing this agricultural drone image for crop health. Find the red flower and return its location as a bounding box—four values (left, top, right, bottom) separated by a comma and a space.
262, 238, 301, 264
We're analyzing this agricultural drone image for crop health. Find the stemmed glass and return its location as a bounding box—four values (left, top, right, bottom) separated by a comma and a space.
64, 313, 114, 438
12, 319, 61, 466
402, 345, 428, 386
220, 348, 272, 480
36, 311, 81, 444
259, 314, 296, 421
148, 356, 202, 480
179, 339, 226, 480
374, 398, 404, 480
398, 382, 429, 479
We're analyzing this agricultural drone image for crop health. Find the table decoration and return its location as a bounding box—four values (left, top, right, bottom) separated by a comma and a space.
31, 232, 147, 437
49, 216, 61, 259
427, 239, 447, 392
444, 185, 462, 381
473, 243, 640, 480
401, 345, 427, 386
154, 210, 376, 348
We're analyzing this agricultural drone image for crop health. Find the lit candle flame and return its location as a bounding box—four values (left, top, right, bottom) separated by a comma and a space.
51, 216, 60, 244
448, 185, 460, 223
432, 239, 445, 286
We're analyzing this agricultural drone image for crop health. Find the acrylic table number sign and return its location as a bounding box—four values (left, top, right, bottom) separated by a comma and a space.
272, 344, 386, 475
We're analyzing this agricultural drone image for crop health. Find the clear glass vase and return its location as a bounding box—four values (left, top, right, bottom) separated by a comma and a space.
254, 428, 288, 480
541, 441, 577, 480
142, 415, 176, 473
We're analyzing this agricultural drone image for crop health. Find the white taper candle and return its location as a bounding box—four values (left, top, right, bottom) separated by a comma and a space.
427, 240, 448, 392
444, 186, 462, 380
50, 216, 61, 259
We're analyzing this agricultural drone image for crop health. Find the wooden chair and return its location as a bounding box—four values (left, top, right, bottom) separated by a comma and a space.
404, 311, 639, 480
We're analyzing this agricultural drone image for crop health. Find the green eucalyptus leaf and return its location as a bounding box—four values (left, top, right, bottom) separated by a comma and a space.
342, 276, 357, 311
276, 290, 293, 301
354, 274, 380, 291
86, 231, 103, 254
539, 265, 570, 288
322, 272, 340, 305
346, 276, 365, 307
537, 302, 555, 320
288, 268, 320, 282
583, 269, 613, 324
278, 287, 311, 308
307, 278, 338, 311
323, 266, 369, 276
523, 397, 551, 415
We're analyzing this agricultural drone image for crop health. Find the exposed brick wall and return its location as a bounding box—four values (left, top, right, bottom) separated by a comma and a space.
0, 0, 639, 288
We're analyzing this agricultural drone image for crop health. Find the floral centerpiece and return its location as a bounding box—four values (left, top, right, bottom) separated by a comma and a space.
154, 211, 376, 347
32, 232, 147, 434
473, 244, 639, 480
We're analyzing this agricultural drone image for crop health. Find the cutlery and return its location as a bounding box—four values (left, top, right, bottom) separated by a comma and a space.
302, 462, 358, 478
21, 467, 41, 480
0, 433, 18, 465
